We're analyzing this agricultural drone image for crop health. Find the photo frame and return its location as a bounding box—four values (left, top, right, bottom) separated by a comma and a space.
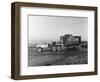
11, 2, 98, 80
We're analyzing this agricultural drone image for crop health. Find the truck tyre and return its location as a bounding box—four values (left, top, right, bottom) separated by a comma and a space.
57, 46, 61, 51
74, 45, 78, 48
52, 46, 56, 52
78, 45, 82, 50
37, 47, 42, 52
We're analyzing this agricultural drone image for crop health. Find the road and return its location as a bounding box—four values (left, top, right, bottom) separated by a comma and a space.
28, 48, 87, 66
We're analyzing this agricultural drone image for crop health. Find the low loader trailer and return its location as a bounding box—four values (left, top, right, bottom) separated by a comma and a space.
36, 34, 81, 52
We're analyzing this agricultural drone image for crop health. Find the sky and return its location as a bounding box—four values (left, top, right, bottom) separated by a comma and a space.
28, 15, 88, 44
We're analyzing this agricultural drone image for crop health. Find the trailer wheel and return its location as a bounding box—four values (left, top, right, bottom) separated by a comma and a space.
57, 46, 61, 51
52, 46, 56, 52
75, 45, 78, 48
37, 47, 42, 52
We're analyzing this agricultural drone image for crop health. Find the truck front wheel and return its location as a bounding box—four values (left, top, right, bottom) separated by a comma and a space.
52, 46, 56, 52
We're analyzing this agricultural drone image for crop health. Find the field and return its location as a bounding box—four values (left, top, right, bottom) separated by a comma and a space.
28, 47, 88, 66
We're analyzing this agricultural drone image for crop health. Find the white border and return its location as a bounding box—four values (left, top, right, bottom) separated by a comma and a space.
20, 7, 95, 75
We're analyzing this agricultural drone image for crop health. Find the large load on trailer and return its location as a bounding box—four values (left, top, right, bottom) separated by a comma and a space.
36, 34, 81, 52
60, 34, 81, 50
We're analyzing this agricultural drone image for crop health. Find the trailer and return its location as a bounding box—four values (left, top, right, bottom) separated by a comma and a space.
36, 34, 81, 52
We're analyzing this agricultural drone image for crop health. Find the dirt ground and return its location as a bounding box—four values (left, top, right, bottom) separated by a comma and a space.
28, 47, 88, 66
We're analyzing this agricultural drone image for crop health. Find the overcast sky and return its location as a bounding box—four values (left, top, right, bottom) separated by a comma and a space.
28, 15, 88, 44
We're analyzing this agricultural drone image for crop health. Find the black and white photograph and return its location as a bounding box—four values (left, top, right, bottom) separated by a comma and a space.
28, 15, 88, 66
11, 2, 97, 79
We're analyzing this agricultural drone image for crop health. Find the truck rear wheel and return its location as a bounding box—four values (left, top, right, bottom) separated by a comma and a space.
37, 47, 42, 52
52, 46, 56, 52
57, 46, 61, 51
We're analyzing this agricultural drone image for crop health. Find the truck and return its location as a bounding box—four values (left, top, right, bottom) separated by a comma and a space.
36, 34, 81, 52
